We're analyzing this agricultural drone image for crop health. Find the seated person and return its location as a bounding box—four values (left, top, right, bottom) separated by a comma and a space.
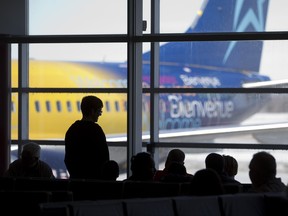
125, 152, 156, 181
100, 160, 119, 181
160, 162, 193, 183
190, 168, 224, 196
223, 154, 239, 180
4, 142, 55, 178
205, 153, 241, 185
249, 151, 286, 193
154, 148, 193, 181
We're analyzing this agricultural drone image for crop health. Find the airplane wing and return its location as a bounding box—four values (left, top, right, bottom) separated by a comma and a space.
243, 79, 288, 88
107, 113, 288, 145
157, 120, 288, 145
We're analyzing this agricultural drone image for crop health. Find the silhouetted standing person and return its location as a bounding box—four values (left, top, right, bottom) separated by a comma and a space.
64, 95, 109, 179
4, 142, 55, 178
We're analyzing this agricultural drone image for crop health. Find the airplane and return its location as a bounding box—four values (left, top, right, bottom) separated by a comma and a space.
11, 0, 278, 178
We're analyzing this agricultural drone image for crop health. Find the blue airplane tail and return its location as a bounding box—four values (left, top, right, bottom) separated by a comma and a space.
144, 0, 270, 73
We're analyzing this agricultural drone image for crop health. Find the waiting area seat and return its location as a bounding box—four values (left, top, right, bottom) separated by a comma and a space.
39, 193, 288, 216
0, 191, 52, 216
0, 177, 287, 216
174, 196, 222, 216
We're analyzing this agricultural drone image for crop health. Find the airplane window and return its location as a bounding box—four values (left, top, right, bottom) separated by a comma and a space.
124, 101, 127, 111
56, 101, 61, 112
105, 101, 110, 112
11, 101, 15, 112
76, 101, 81, 112
35, 101, 40, 112
66, 101, 72, 112
46, 101, 51, 112
115, 101, 119, 112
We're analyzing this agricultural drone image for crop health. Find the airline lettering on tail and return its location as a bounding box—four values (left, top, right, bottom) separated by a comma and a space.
180, 75, 221, 87
223, 0, 267, 63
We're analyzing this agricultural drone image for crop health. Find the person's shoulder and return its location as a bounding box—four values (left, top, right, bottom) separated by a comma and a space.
66, 120, 81, 131
38, 160, 55, 178
38, 160, 53, 170
9, 159, 22, 167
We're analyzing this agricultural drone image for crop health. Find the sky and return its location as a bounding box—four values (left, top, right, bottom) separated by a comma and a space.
28, 0, 203, 62
26, 0, 288, 81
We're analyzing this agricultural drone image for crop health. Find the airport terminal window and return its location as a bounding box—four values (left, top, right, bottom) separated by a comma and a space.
105, 101, 111, 112
115, 101, 120, 112
56, 101, 61, 112
6, 0, 288, 181
45, 101, 51, 112
35, 101, 40, 113
66, 101, 72, 112
76, 101, 81, 112
124, 101, 127, 111
11, 102, 15, 112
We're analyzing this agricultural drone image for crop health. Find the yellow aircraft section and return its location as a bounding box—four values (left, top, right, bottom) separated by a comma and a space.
11, 60, 127, 140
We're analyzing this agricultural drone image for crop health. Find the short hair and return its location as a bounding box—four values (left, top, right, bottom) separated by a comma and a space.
249, 151, 277, 180
190, 168, 224, 196
130, 152, 155, 180
101, 160, 119, 181
81, 95, 103, 116
22, 142, 41, 158
205, 153, 224, 173
131, 152, 155, 172
223, 155, 238, 176
165, 149, 185, 168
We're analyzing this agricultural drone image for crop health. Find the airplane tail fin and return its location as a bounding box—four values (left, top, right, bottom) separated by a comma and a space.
145, 0, 270, 73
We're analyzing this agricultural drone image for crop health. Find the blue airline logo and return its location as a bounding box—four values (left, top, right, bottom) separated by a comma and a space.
223, 0, 266, 63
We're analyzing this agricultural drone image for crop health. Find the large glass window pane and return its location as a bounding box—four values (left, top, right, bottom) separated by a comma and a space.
28, 43, 127, 88
10, 144, 128, 180
28, 93, 127, 140
157, 148, 288, 184
160, 0, 205, 33
152, 40, 269, 88
157, 93, 288, 145
11, 93, 18, 140
159, 0, 288, 34
261, 40, 288, 81
29, 0, 127, 35
11, 44, 18, 88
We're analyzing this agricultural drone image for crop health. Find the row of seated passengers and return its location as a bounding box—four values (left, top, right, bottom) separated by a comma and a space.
3, 142, 288, 196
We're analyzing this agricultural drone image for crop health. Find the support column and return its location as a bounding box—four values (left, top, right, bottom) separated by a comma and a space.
0, 39, 11, 176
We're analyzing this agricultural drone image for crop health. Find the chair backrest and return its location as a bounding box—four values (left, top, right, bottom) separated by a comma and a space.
124, 197, 176, 216
0, 177, 15, 191
173, 196, 222, 216
0, 191, 52, 216
219, 193, 265, 216
264, 192, 288, 216
70, 200, 125, 216
39, 202, 71, 216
